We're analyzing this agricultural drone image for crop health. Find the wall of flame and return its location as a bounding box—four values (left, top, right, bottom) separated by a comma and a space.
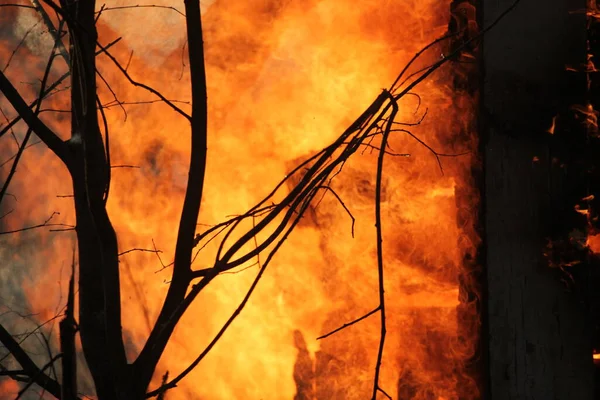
0, 0, 479, 398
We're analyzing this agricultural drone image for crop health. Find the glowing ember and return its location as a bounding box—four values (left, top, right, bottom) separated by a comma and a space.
588, 234, 600, 254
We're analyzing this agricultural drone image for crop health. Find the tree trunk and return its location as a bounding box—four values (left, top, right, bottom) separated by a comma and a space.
60, 0, 132, 397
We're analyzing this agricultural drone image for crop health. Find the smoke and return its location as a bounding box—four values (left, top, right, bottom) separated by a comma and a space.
97, 0, 214, 67
12, 11, 54, 57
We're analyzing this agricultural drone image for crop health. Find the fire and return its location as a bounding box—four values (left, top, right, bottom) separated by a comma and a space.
588, 234, 600, 254
0, 379, 19, 400
1, 0, 479, 399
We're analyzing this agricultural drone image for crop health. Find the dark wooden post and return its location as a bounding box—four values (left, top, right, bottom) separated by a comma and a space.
483, 0, 594, 399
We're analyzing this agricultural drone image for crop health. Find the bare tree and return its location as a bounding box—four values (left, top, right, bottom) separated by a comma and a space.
0, 1, 518, 399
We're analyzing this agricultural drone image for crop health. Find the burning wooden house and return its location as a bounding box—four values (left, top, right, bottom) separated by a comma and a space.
0, 0, 597, 399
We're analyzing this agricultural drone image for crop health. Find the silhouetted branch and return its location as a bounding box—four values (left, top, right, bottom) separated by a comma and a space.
0, 212, 71, 235
1, 26, 62, 207
0, 70, 69, 141
95, 42, 191, 120
148, 81, 434, 398
0, 140, 42, 168
0, 4, 35, 9
0, 71, 69, 163
317, 185, 356, 237
96, 95, 111, 204
95, 4, 185, 17
156, 371, 170, 400
0, 368, 28, 377
147, 188, 314, 398
31, 0, 70, 64
119, 248, 163, 257
15, 353, 63, 400
96, 69, 127, 121
95, 37, 122, 56
59, 253, 77, 400
317, 307, 380, 340
110, 164, 140, 169
37, 332, 58, 382
0, 324, 62, 399
133, 0, 208, 386
102, 99, 190, 109
151, 238, 172, 272
377, 387, 393, 400
370, 91, 398, 399
0, 46, 133, 138
0, 310, 64, 363
2, 19, 40, 72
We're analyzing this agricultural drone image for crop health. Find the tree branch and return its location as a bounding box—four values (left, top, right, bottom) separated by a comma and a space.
0, 72, 69, 164
133, 0, 207, 389
1, 23, 63, 208
0, 42, 119, 142
146, 193, 314, 398
30, 0, 70, 64
370, 91, 398, 400
59, 252, 77, 400
317, 307, 380, 340
95, 42, 191, 120
0, 324, 62, 398
0, 71, 68, 140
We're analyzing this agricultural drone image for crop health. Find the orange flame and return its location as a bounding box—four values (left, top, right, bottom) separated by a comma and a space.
0, 380, 19, 400
588, 234, 600, 254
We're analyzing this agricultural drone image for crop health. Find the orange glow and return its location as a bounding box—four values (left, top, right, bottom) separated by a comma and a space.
1, 0, 479, 398
571, 103, 599, 132
0, 380, 19, 400
547, 116, 557, 135
588, 234, 600, 254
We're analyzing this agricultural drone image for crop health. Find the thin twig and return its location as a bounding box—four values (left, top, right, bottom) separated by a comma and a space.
30, 0, 70, 64
15, 353, 62, 399
102, 99, 190, 109
119, 248, 163, 257
2, 20, 40, 72
152, 239, 172, 272
0, 4, 35, 8
0, 212, 70, 235
317, 185, 356, 238
0, 141, 42, 169
96, 69, 127, 120
317, 307, 380, 340
95, 4, 185, 17
110, 164, 140, 169
95, 42, 191, 120
0, 324, 62, 399
0, 20, 63, 210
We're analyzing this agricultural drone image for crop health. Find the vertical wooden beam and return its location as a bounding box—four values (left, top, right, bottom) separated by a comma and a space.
483, 0, 594, 399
